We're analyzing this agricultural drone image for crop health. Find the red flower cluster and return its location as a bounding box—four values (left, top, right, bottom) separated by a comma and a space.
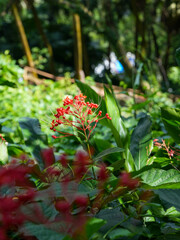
50, 93, 111, 141
153, 139, 180, 159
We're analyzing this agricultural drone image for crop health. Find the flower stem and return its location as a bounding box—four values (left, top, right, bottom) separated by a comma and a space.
87, 142, 96, 180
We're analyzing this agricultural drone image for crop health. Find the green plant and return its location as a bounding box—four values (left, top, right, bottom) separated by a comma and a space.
1, 77, 180, 239
18, 47, 49, 70
0, 50, 23, 87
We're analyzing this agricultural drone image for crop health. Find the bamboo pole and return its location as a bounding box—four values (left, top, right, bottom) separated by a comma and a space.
12, 3, 36, 71
73, 13, 84, 81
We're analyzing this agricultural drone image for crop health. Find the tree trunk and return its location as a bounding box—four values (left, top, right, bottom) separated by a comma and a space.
164, 31, 171, 71
151, 26, 169, 89
82, 35, 90, 76
131, 0, 147, 60
28, 0, 55, 75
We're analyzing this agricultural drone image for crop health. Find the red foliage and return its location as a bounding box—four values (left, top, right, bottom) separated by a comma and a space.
41, 148, 55, 168
120, 172, 139, 190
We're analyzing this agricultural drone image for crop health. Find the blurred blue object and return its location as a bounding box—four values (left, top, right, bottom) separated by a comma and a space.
115, 60, 124, 73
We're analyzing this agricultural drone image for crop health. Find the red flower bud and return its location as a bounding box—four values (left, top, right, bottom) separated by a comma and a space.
75, 195, 88, 208
97, 164, 108, 182
106, 113, 112, 120
41, 148, 55, 168
55, 201, 71, 214
60, 154, 68, 167
120, 172, 139, 190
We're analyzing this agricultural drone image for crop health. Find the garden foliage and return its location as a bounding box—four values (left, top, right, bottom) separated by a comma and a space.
1, 55, 180, 239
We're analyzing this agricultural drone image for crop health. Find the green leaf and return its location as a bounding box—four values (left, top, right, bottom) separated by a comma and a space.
86, 218, 107, 238
130, 116, 152, 170
19, 117, 42, 136
175, 48, 180, 66
21, 223, 65, 240
154, 189, 180, 212
96, 209, 126, 233
96, 208, 140, 235
0, 142, 8, 164
124, 147, 135, 172
108, 228, 133, 239
105, 74, 121, 114
104, 86, 126, 147
22, 200, 58, 222
94, 147, 124, 162
161, 107, 180, 144
110, 159, 125, 171
131, 100, 150, 110
104, 86, 135, 172
78, 181, 98, 197
94, 138, 121, 163
19, 117, 48, 169
0, 77, 17, 87
137, 168, 180, 189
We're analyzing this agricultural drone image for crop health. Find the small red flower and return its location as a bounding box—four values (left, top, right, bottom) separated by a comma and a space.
153, 139, 180, 159
50, 93, 111, 141
74, 195, 88, 208
59, 153, 68, 167
106, 113, 112, 120
55, 200, 71, 214
97, 164, 109, 182
0, 134, 7, 145
98, 111, 102, 116
73, 150, 91, 180
168, 149, 175, 157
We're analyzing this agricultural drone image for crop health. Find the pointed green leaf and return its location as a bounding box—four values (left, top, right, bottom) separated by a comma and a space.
0, 77, 17, 87
104, 86, 135, 172
161, 107, 180, 143
137, 168, 180, 189
154, 189, 180, 212
108, 228, 133, 239
130, 116, 152, 170
104, 86, 127, 148
124, 147, 135, 172
94, 147, 124, 162
86, 218, 107, 238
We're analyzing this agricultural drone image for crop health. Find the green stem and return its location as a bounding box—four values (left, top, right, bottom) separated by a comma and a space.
87, 142, 96, 180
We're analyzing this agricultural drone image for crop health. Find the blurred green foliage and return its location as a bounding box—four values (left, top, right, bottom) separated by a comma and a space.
0, 0, 179, 91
